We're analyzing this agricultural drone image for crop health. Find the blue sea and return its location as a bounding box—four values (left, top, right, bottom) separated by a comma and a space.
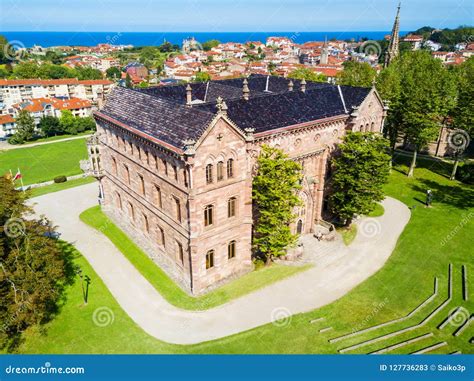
0, 31, 408, 47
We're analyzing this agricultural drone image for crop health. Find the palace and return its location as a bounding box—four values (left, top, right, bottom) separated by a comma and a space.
93, 74, 386, 294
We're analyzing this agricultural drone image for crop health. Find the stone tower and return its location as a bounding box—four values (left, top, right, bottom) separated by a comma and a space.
384, 3, 401, 67
320, 36, 329, 65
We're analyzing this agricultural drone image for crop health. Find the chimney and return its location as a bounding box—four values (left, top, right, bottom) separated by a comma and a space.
300, 78, 306, 93
288, 80, 294, 92
242, 78, 250, 100
186, 84, 192, 106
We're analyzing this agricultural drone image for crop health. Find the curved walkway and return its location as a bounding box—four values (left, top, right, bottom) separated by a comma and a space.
31, 183, 410, 345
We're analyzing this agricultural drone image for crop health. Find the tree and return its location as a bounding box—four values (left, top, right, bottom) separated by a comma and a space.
106, 66, 121, 80
0, 35, 10, 64
12, 62, 39, 79
330, 132, 391, 226
0, 176, 69, 350
337, 61, 376, 87
288, 68, 326, 83
193, 71, 211, 82
72, 66, 103, 80
38, 115, 62, 137
252, 145, 303, 263
450, 57, 474, 180
76, 117, 96, 133
59, 110, 78, 134
202, 39, 220, 51
395, 51, 456, 176
125, 73, 132, 88
10, 110, 35, 144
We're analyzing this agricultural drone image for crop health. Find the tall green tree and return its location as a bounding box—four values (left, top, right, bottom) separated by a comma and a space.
193, 71, 211, 82
59, 110, 78, 134
288, 67, 326, 83
125, 73, 132, 88
337, 61, 376, 87
330, 132, 390, 225
106, 66, 121, 80
450, 57, 474, 180
252, 145, 302, 263
38, 115, 62, 137
10, 110, 35, 144
0, 176, 69, 351
395, 51, 456, 176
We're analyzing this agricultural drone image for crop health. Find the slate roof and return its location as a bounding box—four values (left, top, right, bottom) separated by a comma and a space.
98, 75, 372, 150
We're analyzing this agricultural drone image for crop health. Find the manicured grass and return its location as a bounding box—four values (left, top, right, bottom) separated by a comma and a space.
12, 157, 473, 354
79, 206, 311, 311
367, 203, 384, 217
29, 176, 96, 198
9, 131, 92, 145
0, 138, 88, 185
337, 224, 357, 246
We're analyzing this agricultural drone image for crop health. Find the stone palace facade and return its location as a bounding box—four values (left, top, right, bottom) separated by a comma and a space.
93, 74, 386, 294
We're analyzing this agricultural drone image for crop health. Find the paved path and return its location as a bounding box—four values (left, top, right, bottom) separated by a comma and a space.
0, 134, 91, 150
31, 183, 410, 345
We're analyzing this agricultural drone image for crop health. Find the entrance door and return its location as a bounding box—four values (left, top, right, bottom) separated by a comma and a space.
296, 219, 303, 234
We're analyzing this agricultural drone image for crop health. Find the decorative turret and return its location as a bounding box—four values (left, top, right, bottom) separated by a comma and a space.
186, 84, 192, 106
242, 78, 250, 100
216, 96, 228, 115
288, 80, 294, 92
384, 3, 401, 67
300, 78, 306, 93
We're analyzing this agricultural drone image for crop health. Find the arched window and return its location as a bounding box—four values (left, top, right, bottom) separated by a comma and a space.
138, 174, 145, 195
157, 226, 165, 247
371, 121, 375, 131
128, 202, 135, 221
217, 161, 224, 181
162, 159, 168, 176
228, 197, 236, 218
206, 164, 213, 184
204, 205, 213, 226
174, 197, 182, 222
112, 157, 117, 176
155, 185, 162, 208
206, 250, 214, 269
143, 214, 149, 233
124, 165, 130, 184
365, 123, 369, 131
115, 192, 122, 210
129, 142, 133, 155
227, 158, 234, 178
228, 240, 236, 259
177, 241, 184, 264
296, 219, 303, 234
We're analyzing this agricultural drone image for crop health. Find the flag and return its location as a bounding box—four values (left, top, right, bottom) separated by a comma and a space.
13, 170, 21, 181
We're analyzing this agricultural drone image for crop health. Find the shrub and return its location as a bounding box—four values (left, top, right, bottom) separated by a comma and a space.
53, 176, 67, 183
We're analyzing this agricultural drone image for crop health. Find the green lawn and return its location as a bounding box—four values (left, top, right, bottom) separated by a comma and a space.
79, 206, 310, 310
367, 203, 384, 217
29, 176, 96, 198
0, 138, 88, 185
11, 157, 474, 354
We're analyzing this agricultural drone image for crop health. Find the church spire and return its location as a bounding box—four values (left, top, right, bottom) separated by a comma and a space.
384, 2, 401, 68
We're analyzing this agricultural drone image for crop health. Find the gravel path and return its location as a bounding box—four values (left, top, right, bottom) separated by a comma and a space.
31, 183, 410, 344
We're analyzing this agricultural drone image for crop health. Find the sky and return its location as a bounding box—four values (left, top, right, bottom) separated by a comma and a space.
0, 0, 472, 32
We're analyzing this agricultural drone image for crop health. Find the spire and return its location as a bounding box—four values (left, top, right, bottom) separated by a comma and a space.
242, 78, 250, 100
384, 2, 401, 68
186, 84, 192, 106
288, 80, 294, 92
300, 78, 306, 93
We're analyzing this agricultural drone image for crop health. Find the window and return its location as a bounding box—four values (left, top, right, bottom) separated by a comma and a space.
217, 161, 224, 181
112, 157, 117, 176
154, 155, 158, 170
138, 174, 145, 195
204, 205, 213, 226
128, 202, 135, 221
174, 197, 182, 222
138, 146, 141, 160
145, 151, 149, 165
371, 122, 375, 131
115, 192, 122, 210
177, 242, 184, 264
155, 185, 162, 208
129, 142, 133, 155
143, 214, 149, 233
173, 165, 178, 181
158, 226, 165, 246
124, 165, 130, 184
227, 158, 234, 178
228, 240, 236, 259
228, 197, 236, 218
206, 250, 214, 269
183, 169, 188, 188
162, 159, 168, 176
206, 164, 213, 184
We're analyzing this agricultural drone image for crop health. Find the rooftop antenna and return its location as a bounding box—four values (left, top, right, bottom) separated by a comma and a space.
265, 75, 270, 92
204, 81, 210, 102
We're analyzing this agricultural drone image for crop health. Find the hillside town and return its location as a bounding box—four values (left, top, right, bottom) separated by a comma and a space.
0, 25, 472, 140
